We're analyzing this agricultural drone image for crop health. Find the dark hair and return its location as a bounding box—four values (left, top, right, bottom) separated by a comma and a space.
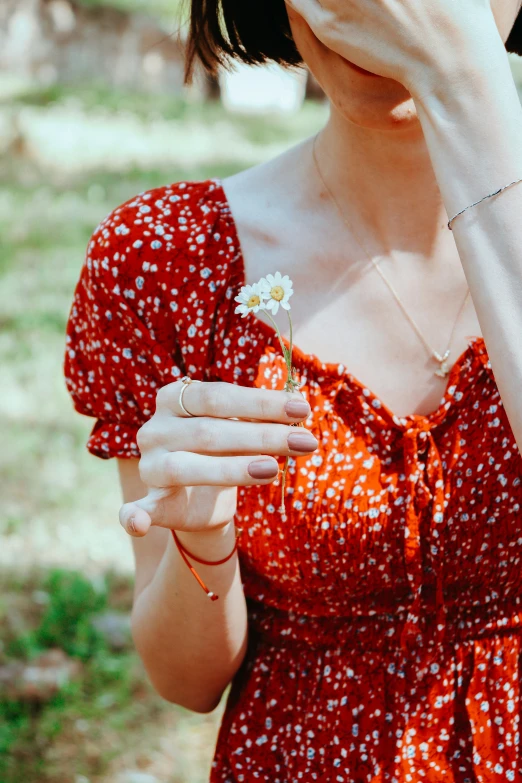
184, 0, 522, 83
184, 0, 299, 83
507, 8, 522, 57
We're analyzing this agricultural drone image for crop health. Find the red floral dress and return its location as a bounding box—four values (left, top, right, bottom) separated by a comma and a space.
64, 178, 522, 783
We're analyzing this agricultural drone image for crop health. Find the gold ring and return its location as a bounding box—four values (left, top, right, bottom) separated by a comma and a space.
178, 376, 202, 417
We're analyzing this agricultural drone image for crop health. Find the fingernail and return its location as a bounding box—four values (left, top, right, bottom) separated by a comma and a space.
128, 515, 136, 533
285, 399, 310, 418
248, 459, 279, 479
288, 432, 318, 452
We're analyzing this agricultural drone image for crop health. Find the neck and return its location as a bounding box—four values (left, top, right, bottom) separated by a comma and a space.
313, 104, 454, 257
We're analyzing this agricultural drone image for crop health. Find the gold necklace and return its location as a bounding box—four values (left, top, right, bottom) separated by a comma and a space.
311, 133, 471, 379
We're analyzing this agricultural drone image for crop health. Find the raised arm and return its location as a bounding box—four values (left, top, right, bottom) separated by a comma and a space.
287, 0, 522, 449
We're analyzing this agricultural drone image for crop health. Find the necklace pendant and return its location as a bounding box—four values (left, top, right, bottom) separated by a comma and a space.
434, 361, 450, 378
433, 349, 451, 378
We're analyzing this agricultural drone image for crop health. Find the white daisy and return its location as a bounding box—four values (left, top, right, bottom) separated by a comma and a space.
259, 272, 293, 315
234, 281, 267, 318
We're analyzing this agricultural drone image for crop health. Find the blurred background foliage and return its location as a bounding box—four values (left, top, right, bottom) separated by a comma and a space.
0, 2, 327, 781
76, 0, 184, 20
1, 1, 520, 781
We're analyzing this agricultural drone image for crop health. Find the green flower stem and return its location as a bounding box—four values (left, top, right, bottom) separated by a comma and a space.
288, 309, 293, 361
259, 306, 301, 517
261, 309, 287, 362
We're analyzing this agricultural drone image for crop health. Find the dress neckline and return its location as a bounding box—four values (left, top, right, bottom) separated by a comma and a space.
211, 176, 487, 425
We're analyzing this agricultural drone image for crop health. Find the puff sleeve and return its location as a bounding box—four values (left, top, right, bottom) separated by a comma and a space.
63, 180, 229, 459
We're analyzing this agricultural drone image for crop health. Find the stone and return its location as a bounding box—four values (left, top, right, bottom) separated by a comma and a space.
0, 647, 82, 702
90, 610, 132, 651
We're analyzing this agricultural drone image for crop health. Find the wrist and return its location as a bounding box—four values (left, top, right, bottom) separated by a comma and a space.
173, 520, 237, 562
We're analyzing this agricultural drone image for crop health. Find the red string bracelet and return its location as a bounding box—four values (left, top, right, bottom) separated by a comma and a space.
171, 529, 238, 601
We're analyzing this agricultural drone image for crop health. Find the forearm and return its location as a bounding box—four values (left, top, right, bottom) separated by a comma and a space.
131, 521, 248, 713
413, 31, 522, 448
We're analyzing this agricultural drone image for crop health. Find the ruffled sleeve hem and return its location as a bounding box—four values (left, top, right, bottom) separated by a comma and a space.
86, 419, 142, 460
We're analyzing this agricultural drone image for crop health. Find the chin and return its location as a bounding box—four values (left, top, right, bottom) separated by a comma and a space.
289, 13, 422, 132
315, 57, 421, 132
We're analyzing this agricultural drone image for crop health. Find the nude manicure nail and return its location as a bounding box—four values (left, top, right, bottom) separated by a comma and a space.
285, 399, 310, 418
248, 459, 279, 479
288, 432, 318, 452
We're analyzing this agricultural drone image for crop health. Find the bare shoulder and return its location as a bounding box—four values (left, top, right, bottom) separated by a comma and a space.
219, 136, 315, 279
221, 136, 312, 223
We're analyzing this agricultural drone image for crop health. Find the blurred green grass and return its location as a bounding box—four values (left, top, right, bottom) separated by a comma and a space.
0, 566, 222, 783
0, 86, 327, 783
76, 0, 185, 22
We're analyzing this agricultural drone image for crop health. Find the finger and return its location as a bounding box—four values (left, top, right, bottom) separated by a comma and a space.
154, 416, 318, 456
119, 501, 152, 538
285, 0, 337, 43
142, 451, 280, 488
285, 0, 324, 25
156, 380, 311, 423
285, 0, 320, 13
145, 485, 237, 531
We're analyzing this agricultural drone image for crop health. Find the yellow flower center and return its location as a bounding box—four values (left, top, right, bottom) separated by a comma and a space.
247, 294, 261, 308
270, 285, 285, 302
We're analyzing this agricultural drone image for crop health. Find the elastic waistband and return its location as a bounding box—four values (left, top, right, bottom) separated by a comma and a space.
247, 595, 522, 652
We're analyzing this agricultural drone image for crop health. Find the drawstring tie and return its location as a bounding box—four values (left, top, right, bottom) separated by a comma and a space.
256, 346, 455, 675
398, 416, 448, 675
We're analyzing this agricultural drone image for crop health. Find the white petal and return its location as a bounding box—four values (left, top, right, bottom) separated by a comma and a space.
265, 273, 276, 286
271, 300, 280, 315
281, 300, 291, 310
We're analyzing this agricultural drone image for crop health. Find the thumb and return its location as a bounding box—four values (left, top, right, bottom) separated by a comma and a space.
119, 499, 153, 538
119, 487, 173, 537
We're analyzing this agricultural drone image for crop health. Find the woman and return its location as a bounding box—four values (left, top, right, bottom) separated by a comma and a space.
64, 0, 522, 780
